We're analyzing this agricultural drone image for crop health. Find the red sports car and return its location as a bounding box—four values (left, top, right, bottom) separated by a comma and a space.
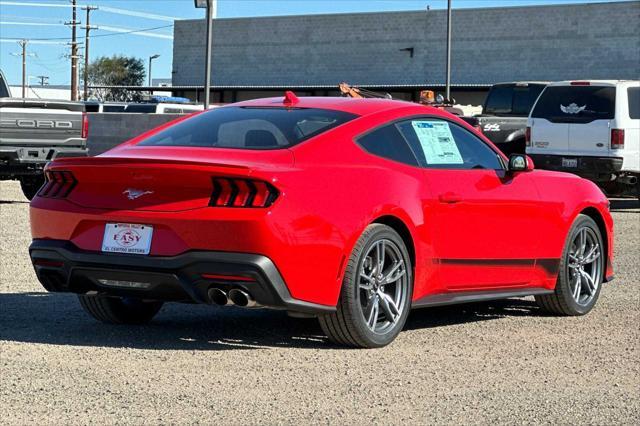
29, 94, 614, 348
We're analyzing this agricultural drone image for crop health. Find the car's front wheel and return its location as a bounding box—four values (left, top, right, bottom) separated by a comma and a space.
535, 214, 604, 315
319, 224, 413, 348
78, 294, 164, 324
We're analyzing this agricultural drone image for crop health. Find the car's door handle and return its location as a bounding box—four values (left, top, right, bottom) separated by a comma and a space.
438, 192, 462, 204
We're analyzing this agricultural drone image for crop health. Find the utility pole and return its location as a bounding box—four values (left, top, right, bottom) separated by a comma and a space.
445, 0, 452, 101
66, 0, 80, 101
82, 5, 98, 101
20, 40, 27, 98
11, 40, 35, 98
37, 75, 49, 86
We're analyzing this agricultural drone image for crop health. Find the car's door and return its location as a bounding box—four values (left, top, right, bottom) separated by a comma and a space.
396, 117, 545, 290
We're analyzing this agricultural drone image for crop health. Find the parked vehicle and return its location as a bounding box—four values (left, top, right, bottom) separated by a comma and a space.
0, 70, 89, 199
29, 94, 614, 348
122, 102, 204, 114
0, 69, 10, 98
476, 82, 548, 156
527, 80, 640, 198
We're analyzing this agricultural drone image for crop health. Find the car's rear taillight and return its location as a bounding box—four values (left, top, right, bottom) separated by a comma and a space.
525, 126, 531, 147
210, 177, 278, 208
570, 81, 591, 86
81, 112, 89, 139
611, 129, 624, 149
38, 170, 77, 198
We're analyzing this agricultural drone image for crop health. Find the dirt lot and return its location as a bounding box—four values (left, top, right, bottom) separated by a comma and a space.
1, 180, 638, 425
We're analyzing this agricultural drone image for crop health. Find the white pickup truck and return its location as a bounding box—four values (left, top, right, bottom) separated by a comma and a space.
526, 80, 640, 198
0, 70, 89, 199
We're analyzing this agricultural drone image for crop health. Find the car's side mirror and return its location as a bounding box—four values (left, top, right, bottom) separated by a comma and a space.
508, 154, 535, 172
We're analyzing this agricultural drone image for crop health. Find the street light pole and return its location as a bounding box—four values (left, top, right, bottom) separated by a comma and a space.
194, 0, 215, 108
445, 0, 452, 101
148, 54, 160, 87
204, 0, 213, 109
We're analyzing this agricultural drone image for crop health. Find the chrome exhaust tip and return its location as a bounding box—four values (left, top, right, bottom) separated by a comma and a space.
227, 288, 256, 308
208, 288, 231, 306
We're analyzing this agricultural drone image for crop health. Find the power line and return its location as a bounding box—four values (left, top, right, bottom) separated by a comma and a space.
0, 24, 174, 41
0, 1, 183, 21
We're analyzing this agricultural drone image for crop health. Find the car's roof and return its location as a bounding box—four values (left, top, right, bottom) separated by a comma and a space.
548, 80, 640, 87
232, 96, 421, 116
492, 81, 550, 86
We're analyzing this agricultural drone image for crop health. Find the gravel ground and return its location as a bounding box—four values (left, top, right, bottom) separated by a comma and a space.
1, 180, 638, 425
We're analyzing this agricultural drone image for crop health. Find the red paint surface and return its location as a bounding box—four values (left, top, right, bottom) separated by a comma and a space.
30, 97, 614, 307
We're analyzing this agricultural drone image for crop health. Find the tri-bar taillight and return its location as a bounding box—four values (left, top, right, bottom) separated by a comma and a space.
210, 177, 279, 208
38, 170, 77, 198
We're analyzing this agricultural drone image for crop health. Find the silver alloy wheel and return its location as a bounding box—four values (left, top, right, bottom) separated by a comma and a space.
567, 227, 603, 306
358, 238, 409, 334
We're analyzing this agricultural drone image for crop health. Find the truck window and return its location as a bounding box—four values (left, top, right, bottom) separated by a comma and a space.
484, 84, 545, 116
531, 86, 616, 123
0, 72, 10, 98
628, 87, 640, 119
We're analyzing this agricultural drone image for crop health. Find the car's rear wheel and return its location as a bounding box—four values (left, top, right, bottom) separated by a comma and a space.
19, 175, 44, 200
319, 224, 413, 348
535, 214, 604, 315
78, 294, 164, 324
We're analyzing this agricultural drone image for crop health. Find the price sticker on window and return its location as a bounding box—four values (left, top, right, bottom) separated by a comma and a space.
411, 120, 463, 165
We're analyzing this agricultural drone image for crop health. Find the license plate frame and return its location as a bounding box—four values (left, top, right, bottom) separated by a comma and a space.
562, 158, 578, 168
102, 223, 153, 255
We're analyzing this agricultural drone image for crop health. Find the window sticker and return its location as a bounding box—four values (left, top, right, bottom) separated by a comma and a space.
411, 120, 463, 165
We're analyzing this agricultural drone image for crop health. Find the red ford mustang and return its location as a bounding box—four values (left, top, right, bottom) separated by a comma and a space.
29, 95, 614, 348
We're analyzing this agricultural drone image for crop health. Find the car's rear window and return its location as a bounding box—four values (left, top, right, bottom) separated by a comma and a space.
125, 104, 157, 113
628, 87, 640, 119
531, 85, 616, 123
483, 84, 545, 116
138, 107, 358, 149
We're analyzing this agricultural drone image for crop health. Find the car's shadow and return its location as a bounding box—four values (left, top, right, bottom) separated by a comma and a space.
609, 198, 639, 212
0, 200, 29, 205
0, 292, 546, 350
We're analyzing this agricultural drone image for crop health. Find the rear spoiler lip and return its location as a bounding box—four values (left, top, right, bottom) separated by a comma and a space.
47, 155, 250, 170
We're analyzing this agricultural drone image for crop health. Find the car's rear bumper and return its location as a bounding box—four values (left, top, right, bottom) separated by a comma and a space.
29, 239, 335, 314
529, 154, 623, 182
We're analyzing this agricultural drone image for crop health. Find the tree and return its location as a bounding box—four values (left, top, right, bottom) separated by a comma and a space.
84, 55, 146, 102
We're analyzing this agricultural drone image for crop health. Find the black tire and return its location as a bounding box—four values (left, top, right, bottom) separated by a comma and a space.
78, 294, 163, 324
318, 224, 413, 348
19, 175, 45, 200
535, 214, 604, 316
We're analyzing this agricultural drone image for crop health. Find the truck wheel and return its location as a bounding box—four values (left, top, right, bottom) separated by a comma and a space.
78, 294, 164, 324
19, 175, 45, 200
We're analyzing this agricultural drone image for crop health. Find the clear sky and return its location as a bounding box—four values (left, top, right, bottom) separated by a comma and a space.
0, 0, 632, 86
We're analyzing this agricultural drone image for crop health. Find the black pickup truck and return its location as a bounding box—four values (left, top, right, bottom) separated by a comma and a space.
476, 82, 548, 156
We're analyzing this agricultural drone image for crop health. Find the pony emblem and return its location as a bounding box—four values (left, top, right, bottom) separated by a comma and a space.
123, 189, 153, 200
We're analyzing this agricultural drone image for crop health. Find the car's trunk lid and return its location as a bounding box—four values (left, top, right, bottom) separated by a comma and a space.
52, 146, 294, 211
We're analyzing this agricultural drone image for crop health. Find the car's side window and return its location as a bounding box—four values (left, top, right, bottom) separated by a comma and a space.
396, 119, 503, 170
357, 124, 420, 167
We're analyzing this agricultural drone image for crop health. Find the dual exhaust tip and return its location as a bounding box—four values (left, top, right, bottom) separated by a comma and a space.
208, 287, 257, 308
